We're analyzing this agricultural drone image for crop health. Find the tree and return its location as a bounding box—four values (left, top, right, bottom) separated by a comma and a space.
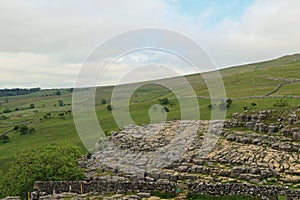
162, 106, 169, 113
18, 125, 29, 135
29, 103, 35, 109
56, 90, 61, 96
0, 135, 9, 143
58, 113, 65, 118
0, 144, 84, 198
158, 98, 169, 106
226, 99, 233, 108
107, 104, 112, 111
58, 99, 64, 106
101, 99, 107, 105
3, 107, 11, 113
0, 115, 8, 120
207, 104, 213, 110
251, 102, 257, 106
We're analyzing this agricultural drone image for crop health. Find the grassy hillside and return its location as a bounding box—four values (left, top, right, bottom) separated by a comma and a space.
0, 53, 300, 169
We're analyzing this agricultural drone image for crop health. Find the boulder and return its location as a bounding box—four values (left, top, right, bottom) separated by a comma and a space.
231, 166, 246, 176
226, 134, 236, 141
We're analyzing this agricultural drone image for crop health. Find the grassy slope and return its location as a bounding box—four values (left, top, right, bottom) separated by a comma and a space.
0, 54, 300, 169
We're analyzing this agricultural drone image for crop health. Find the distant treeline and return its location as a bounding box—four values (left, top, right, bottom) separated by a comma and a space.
0, 88, 41, 97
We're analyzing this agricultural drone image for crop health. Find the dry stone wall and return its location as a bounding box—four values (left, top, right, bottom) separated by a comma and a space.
33, 180, 300, 200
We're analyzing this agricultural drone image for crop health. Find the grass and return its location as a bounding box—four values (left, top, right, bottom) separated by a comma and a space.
0, 54, 300, 170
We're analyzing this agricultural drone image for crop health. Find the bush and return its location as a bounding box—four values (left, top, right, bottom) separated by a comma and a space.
0, 135, 9, 143
226, 98, 233, 107
101, 99, 107, 105
18, 125, 29, 135
0, 144, 84, 198
0, 115, 8, 120
13, 125, 19, 130
208, 104, 213, 110
56, 90, 61, 96
3, 107, 11, 113
158, 98, 169, 105
28, 127, 35, 134
251, 102, 257, 106
107, 104, 112, 111
29, 103, 35, 109
58, 99, 64, 106
273, 99, 288, 107
162, 106, 169, 113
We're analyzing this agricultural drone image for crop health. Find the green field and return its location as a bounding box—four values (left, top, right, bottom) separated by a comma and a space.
0, 54, 300, 169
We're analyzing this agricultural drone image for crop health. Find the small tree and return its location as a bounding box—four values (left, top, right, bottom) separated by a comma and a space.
58, 99, 64, 106
158, 98, 169, 106
3, 107, 11, 113
107, 104, 112, 111
58, 113, 65, 118
226, 99, 233, 108
28, 127, 35, 134
0, 115, 8, 120
162, 106, 169, 113
56, 90, 61, 96
101, 99, 107, 105
0, 135, 9, 143
207, 104, 213, 110
251, 102, 257, 106
18, 125, 29, 135
29, 103, 35, 109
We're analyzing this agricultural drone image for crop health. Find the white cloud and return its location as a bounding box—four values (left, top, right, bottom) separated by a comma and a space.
0, 0, 300, 88
199, 0, 300, 67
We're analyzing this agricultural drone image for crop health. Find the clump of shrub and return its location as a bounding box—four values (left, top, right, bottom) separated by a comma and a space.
0, 143, 84, 198
0, 135, 10, 143
162, 106, 169, 113
58, 113, 65, 119
273, 99, 288, 107
210, 99, 233, 111
218, 99, 232, 110
158, 98, 170, 105
107, 104, 112, 111
101, 99, 107, 105
251, 102, 257, 106
58, 99, 64, 106
3, 107, 11, 113
15, 125, 35, 135
0, 115, 8, 120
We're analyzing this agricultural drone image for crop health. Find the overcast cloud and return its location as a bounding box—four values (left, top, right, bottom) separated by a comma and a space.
0, 0, 299, 88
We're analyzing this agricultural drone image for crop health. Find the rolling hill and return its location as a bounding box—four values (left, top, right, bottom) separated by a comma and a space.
0, 53, 299, 170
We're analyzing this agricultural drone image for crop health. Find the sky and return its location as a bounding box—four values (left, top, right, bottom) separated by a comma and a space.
0, 0, 300, 88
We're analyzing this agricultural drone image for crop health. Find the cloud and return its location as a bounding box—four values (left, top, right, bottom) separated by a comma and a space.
0, 0, 299, 88
0, 52, 79, 88
199, 0, 300, 67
